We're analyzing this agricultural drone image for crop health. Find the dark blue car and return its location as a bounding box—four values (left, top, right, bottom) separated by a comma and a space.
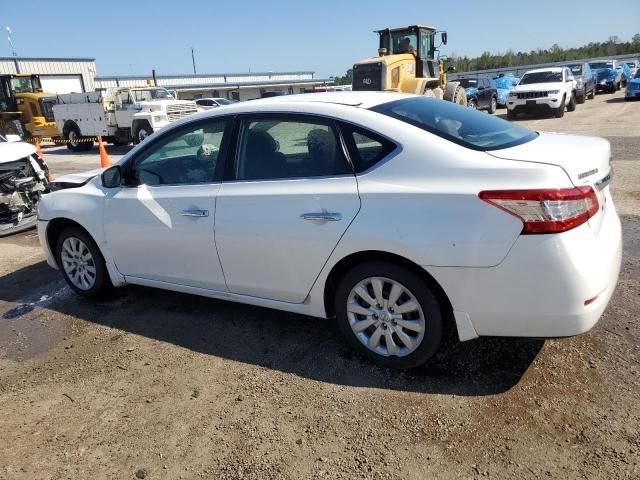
625, 69, 640, 100
458, 77, 498, 113
589, 60, 622, 93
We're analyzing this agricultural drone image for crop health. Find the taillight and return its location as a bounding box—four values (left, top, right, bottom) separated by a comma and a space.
479, 187, 599, 234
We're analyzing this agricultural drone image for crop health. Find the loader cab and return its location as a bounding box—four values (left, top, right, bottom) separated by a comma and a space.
0, 74, 44, 114
376, 25, 443, 79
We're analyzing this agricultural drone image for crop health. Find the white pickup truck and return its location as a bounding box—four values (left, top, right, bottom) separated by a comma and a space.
52, 87, 198, 151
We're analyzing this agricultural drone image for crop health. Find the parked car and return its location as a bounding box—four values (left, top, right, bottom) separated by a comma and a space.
565, 62, 595, 103
589, 60, 622, 93
194, 98, 234, 111
493, 74, 520, 107
37, 92, 622, 369
0, 134, 50, 236
507, 67, 576, 119
616, 63, 633, 87
625, 59, 639, 76
625, 69, 640, 100
458, 77, 498, 113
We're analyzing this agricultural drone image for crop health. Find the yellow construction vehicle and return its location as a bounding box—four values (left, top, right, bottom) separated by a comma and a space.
352, 25, 466, 106
0, 74, 59, 140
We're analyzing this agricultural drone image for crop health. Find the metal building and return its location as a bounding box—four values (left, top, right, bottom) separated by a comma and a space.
94, 71, 333, 101
0, 57, 97, 93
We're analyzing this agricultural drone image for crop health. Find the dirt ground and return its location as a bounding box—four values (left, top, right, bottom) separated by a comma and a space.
0, 90, 639, 480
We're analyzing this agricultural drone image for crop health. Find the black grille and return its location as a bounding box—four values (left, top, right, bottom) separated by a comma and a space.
595, 70, 609, 82
353, 63, 383, 91
517, 91, 548, 99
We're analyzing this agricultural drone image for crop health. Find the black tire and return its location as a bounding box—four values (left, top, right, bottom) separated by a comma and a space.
576, 88, 586, 104
64, 123, 92, 152
488, 96, 497, 114
334, 261, 443, 369
133, 121, 153, 144
56, 227, 113, 298
616, 81, 621, 91
567, 92, 577, 112
588, 87, 595, 100
555, 96, 566, 118
507, 109, 517, 120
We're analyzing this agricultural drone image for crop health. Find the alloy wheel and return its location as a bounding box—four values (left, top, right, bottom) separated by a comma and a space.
61, 237, 96, 290
346, 276, 426, 357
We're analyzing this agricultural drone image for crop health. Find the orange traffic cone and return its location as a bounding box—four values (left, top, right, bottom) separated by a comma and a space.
98, 135, 111, 168
35, 137, 44, 158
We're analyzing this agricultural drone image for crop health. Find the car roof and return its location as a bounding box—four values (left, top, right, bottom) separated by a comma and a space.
237, 91, 415, 109
524, 67, 565, 74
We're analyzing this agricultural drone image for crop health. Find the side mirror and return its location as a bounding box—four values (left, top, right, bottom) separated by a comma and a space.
5, 134, 21, 143
441, 32, 448, 45
101, 165, 122, 188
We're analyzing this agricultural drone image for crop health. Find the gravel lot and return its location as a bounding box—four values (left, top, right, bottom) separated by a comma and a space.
1, 90, 638, 480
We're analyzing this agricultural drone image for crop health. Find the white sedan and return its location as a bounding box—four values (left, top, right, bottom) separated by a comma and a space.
194, 97, 234, 111
37, 92, 622, 369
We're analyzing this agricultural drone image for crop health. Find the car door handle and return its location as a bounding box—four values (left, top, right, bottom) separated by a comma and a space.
300, 212, 342, 222
180, 209, 209, 218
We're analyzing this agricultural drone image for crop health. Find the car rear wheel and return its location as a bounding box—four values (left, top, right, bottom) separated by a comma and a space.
588, 87, 595, 99
576, 88, 586, 104
56, 227, 113, 298
335, 261, 443, 369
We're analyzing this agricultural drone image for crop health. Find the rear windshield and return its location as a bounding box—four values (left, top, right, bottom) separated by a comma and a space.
370, 97, 537, 151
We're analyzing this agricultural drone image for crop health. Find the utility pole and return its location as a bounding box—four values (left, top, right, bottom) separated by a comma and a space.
6, 26, 19, 73
191, 47, 197, 75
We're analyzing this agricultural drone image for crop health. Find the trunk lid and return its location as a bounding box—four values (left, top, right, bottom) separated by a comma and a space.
488, 132, 611, 187
488, 132, 612, 232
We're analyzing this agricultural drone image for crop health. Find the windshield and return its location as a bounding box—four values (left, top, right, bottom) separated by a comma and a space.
131, 88, 174, 101
390, 31, 417, 55
589, 62, 614, 70
519, 71, 562, 84
10, 76, 42, 94
567, 64, 583, 74
458, 79, 479, 88
370, 97, 537, 151
216, 98, 233, 105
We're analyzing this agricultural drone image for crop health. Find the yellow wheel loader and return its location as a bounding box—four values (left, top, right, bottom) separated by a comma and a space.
352, 25, 466, 106
0, 74, 60, 141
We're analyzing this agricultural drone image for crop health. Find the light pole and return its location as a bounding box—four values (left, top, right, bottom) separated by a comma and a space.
6, 26, 19, 73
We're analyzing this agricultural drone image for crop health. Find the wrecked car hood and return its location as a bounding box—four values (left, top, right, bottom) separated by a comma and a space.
0, 142, 37, 163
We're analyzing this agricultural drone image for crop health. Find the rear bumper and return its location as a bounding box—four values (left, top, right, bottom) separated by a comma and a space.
428, 193, 622, 339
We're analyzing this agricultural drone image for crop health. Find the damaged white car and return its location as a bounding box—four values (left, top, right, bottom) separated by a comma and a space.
0, 134, 51, 236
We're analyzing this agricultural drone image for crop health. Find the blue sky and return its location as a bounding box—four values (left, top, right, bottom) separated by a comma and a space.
3, 0, 639, 78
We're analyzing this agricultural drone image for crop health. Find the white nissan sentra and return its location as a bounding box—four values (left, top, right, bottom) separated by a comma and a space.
37, 92, 622, 369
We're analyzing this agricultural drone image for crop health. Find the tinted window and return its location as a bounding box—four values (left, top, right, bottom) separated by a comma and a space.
340, 123, 396, 173
234, 117, 351, 180
371, 97, 537, 151
129, 120, 227, 186
459, 79, 478, 88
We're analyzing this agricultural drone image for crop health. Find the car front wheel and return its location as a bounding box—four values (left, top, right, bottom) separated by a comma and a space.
335, 261, 443, 369
56, 227, 113, 298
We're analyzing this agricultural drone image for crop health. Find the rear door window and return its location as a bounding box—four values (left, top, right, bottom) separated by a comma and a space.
233, 116, 352, 181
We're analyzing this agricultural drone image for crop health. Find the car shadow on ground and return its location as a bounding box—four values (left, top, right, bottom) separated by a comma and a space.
0, 261, 544, 396
604, 96, 628, 104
